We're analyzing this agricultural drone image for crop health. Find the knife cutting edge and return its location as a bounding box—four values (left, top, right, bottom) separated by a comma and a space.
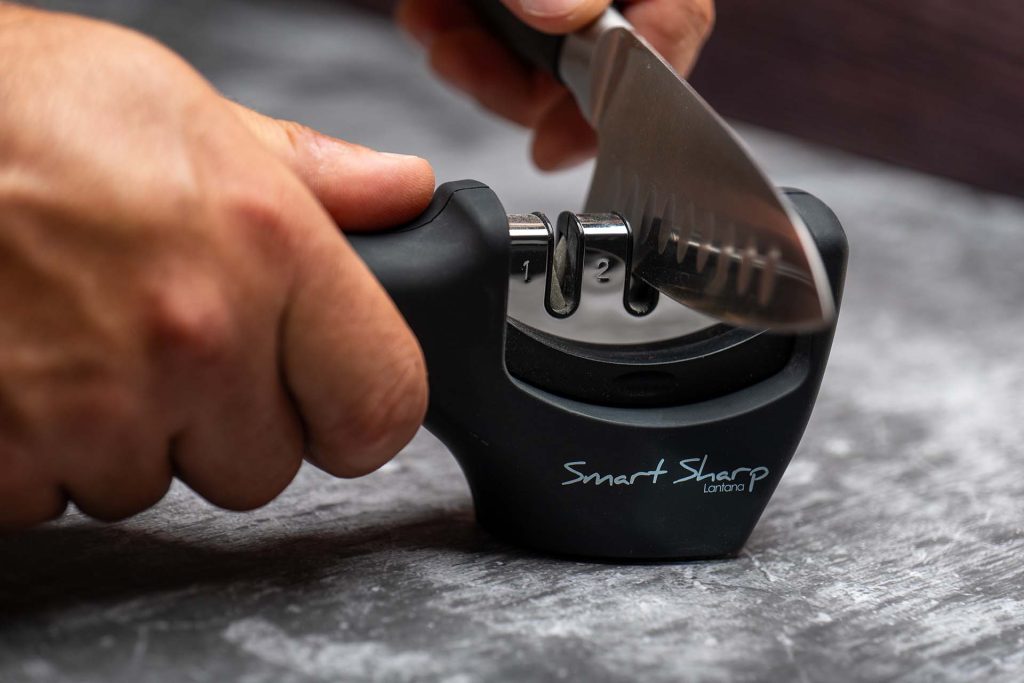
474, 1, 835, 332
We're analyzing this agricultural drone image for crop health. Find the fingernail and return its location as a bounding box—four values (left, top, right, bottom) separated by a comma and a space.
379, 152, 422, 161
518, 0, 586, 19
308, 138, 423, 171
373, 152, 435, 180
378, 152, 432, 171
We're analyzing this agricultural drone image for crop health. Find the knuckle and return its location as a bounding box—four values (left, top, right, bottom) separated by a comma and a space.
0, 452, 68, 529
144, 281, 234, 367
110, 466, 174, 521
0, 491, 68, 530
220, 183, 298, 262
174, 428, 304, 512
132, 475, 174, 516
53, 382, 143, 448
79, 480, 168, 523
208, 493, 268, 513
216, 482, 288, 512
77, 384, 139, 427
62, 432, 173, 522
202, 456, 301, 512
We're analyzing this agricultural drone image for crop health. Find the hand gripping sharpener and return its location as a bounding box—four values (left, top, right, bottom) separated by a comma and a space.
348, 180, 847, 560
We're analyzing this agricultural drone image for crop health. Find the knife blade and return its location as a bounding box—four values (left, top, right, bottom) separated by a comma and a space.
474, 2, 835, 332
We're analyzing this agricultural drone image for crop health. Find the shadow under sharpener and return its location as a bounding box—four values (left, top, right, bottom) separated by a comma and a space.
348, 180, 848, 560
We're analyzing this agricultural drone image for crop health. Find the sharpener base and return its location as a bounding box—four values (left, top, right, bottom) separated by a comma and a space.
350, 182, 847, 560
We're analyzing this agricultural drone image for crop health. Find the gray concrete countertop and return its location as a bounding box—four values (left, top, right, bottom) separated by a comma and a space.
2, 2, 1023, 681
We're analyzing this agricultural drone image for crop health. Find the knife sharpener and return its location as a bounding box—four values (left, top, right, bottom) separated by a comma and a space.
349, 180, 847, 560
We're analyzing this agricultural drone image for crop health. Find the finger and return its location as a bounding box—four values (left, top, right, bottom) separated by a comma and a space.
281, 202, 428, 479
622, 0, 715, 76
168, 350, 305, 512
395, 0, 480, 48
429, 26, 563, 128
62, 441, 171, 523
42, 393, 171, 522
0, 443, 67, 530
531, 92, 597, 170
499, 0, 609, 34
139, 257, 305, 512
399, 0, 564, 127
227, 101, 436, 232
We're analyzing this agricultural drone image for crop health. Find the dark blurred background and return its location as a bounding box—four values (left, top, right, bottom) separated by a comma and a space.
688, 0, 1024, 197
371, 0, 1024, 197
24, 0, 1023, 197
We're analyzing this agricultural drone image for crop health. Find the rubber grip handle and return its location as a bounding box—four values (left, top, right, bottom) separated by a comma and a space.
345, 180, 511, 431
472, 0, 564, 78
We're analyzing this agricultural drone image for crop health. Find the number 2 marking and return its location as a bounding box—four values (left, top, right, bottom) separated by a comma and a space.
594, 259, 611, 283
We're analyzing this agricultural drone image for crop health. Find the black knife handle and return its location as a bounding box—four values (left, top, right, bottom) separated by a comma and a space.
472, 0, 564, 79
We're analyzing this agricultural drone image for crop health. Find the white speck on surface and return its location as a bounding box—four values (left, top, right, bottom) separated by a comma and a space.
223, 618, 435, 680
21, 660, 58, 680
823, 438, 852, 456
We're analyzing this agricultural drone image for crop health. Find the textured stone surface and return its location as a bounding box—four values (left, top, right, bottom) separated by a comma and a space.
2, 1, 1023, 681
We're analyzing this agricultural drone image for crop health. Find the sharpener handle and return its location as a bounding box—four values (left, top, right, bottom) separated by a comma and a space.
472, 0, 564, 78
346, 181, 511, 432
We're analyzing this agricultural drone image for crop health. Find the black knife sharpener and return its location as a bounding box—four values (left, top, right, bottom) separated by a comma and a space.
349, 180, 847, 560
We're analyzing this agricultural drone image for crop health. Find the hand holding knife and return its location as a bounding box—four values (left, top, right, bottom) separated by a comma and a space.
398, 0, 834, 331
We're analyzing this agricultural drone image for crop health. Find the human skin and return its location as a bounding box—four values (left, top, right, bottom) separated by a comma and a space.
395, 0, 716, 169
0, 4, 435, 528
0, 0, 713, 529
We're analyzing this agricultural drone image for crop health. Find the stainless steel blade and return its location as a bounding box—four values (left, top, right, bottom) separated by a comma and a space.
559, 11, 835, 332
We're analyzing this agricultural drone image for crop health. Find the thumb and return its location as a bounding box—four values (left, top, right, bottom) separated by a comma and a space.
227, 100, 436, 231
499, 0, 609, 34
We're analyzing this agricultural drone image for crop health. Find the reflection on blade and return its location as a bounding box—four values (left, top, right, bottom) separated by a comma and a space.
577, 26, 834, 331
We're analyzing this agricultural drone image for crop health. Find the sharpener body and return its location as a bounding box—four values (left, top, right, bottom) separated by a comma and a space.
348, 181, 847, 560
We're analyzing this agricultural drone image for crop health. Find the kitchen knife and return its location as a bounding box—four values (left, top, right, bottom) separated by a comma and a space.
474, 1, 835, 331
